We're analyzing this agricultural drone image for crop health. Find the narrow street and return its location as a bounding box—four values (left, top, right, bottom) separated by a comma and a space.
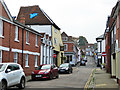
24, 56, 96, 89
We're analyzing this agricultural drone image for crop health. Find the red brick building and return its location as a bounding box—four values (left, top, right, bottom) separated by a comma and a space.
61, 32, 78, 65
104, 16, 111, 74
0, 0, 44, 76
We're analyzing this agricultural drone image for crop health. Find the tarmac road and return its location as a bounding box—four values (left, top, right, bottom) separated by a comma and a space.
8, 56, 96, 89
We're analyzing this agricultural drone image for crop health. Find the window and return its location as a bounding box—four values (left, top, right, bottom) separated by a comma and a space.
35, 35, 38, 46
55, 28, 57, 33
64, 44, 67, 51
15, 26, 19, 41
70, 55, 72, 61
111, 30, 113, 44
0, 51, 2, 63
26, 31, 29, 44
114, 25, 116, 41
54, 38, 57, 45
0, 20, 3, 37
62, 37, 68, 41
25, 54, 29, 67
35, 56, 38, 67
14, 53, 18, 63
117, 15, 119, 29
12, 64, 20, 70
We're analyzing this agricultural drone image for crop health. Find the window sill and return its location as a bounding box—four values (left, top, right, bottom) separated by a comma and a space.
14, 39, 20, 43
35, 45, 39, 48
0, 36, 4, 39
35, 66, 38, 68
25, 66, 29, 68
26, 42, 30, 45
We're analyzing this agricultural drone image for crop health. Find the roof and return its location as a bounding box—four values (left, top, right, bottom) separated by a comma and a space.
61, 32, 68, 37
0, 0, 13, 21
17, 5, 60, 30
96, 34, 104, 40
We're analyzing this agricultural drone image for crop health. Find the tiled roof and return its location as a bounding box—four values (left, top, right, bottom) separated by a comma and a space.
17, 5, 60, 30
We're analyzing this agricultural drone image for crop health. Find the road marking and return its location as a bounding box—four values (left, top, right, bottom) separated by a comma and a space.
84, 68, 95, 90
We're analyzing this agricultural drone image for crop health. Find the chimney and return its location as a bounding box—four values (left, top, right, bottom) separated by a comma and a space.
19, 14, 25, 24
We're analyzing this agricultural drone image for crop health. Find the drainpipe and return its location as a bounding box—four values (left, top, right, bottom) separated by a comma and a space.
21, 28, 24, 68
9, 24, 11, 62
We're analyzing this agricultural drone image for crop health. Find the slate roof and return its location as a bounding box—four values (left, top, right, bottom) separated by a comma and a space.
17, 5, 60, 30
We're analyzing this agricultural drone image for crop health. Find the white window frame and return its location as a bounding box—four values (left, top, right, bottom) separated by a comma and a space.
14, 53, 18, 63
54, 38, 57, 45
55, 28, 57, 33
35, 56, 38, 67
0, 20, 4, 38
0, 51, 2, 63
64, 44, 67, 51
117, 15, 119, 29
111, 30, 114, 44
26, 31, 29, 45
15, 26, 19, 42
62, 37, 68, 41
25, 54, 29, 67
35, 35, 38, 46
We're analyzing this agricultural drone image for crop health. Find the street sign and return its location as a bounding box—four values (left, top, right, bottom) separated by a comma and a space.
53, 54, 57, 58
102, 52, 106, 56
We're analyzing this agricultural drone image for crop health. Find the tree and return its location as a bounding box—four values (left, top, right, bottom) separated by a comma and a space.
78, 36, 88, 47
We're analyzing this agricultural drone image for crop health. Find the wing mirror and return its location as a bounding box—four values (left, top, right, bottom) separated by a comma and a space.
6, 69, 11, 73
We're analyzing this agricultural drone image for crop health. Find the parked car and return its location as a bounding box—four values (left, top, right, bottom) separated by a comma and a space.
0, 63, 26, 90
80, 60, 86, 66
31, 64, 59, 80
69, 61, 76, 66
58, 63, 73, 74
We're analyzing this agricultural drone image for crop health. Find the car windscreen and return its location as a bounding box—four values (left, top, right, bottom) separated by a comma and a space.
59, 64, 69, 67
36, 65, 51, 70
0, 64, 7, 72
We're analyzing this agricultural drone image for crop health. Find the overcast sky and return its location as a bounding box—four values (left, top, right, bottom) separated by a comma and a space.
4, 0, 118, 43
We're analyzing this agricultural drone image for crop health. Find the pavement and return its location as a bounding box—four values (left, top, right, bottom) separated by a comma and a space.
85, 68, 120, 89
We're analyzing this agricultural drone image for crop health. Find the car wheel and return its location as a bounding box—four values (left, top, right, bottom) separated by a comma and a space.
2, 80, 7, 90
49, 73, 53, 80
68, 70, 71, 74
19, 78, 25, 89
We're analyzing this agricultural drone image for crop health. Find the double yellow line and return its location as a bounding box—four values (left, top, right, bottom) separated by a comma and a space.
84, 68, 95, 90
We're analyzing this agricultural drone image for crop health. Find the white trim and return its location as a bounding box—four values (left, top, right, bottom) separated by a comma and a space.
25, 66, 29, 68
0, 0, 13, 21
0, 35, 4, 38
64, 44, 67, 51
35, 55, 38, 67
0, 50, 2, 63
11, 48, 40, 56
0, 46, 9, 51
25, 54, 29, 67
14, 52, 18, 63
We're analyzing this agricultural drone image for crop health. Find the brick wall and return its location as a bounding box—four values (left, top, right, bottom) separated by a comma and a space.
63, 43, 74, 52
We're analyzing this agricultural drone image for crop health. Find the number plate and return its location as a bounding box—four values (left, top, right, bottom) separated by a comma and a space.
35, 75, 42, 77
60, 70, 65, 72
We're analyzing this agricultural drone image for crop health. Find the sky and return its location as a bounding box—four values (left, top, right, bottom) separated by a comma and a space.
4, 0, 118, 43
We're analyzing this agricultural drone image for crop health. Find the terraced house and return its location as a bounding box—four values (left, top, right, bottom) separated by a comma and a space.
109, 0, 120, 85
61, 32, 78, 65
17, 5, 64, 66
0, 0, 47, 76
104, 0, 120, 86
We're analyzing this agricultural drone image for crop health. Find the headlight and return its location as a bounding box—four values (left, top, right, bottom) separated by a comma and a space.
32, 72, 34, 74
66, 68, 69, 70
44, 69, 50, 74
